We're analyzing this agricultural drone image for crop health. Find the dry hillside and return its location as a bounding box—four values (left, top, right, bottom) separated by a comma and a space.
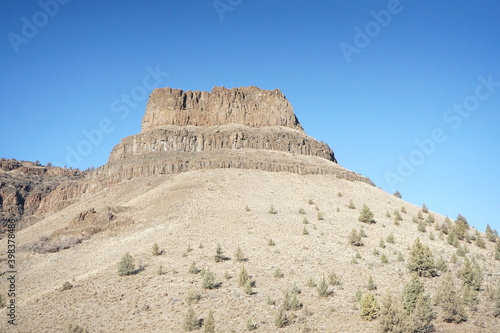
2, 86, 499, 332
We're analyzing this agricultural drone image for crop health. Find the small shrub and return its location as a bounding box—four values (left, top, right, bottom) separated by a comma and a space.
185, 290, 202, 304
328, 271, 341, 286
385, 211, 391, 218
417, 220, 426, 233
436, 256, 448, 272
422, 203, 428, 213
355, 288, 363, 302
302, 217, 309, 224
152, 242, 160, 256
202, 269, 217, 290
367, 275, 377, 291
359, 227, 367, 237
317, 212, 323, 221
234, 247, 245, 262
337, 192, 343, 197
117, 252, 135, 276
417, 211, 423, 220
348, 199, 356, 209
298, 208, 306, 215
381, 254, 388, 264
308, 198, 314, 204
394, 191, 402, 198
386, 233, 395, 244
203, 310, 215, 333
397, 251, 404, 262
245, 205, 250, 211
302, 227, 309, 235
307, 278, 317, 288
379, 238, 385, 248
62, 281, 73, 291
358, 204, 375, 224
267, 295, 276, 305
246, 318, 257, 331
475, 235, 486, 248
67, 324, 89, 333
360, 294, 379, 321
183, 308, 201, 331
429, 232, 435, 240
317, 276, 331, 297
214, 244, 226, 262
224, 270, 230, 280
274, 307, 289, 328
401, 206, 407, 213
348, 229, 363, 247
238, 266, 250, 287
189, 261, 199, 274
355, 251, 362, 259
273, 268, 284, 278
291, 282, 301, 294
268, 238, 276, 246
157, 265, 166, 275
269, 205, 277, 214
244, 280, 253, 295
458, 257, 482, 291
495, 240, 500, 260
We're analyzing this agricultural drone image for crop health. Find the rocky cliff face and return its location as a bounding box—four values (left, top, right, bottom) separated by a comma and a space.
0, 159, 84, 228
8, 86, 372, 222
142, 86, 303, 131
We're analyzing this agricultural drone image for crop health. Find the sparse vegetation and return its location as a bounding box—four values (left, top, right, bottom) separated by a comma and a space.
367, 275, 377, 291
381, 254, 388, 264
185, 290, 202, 304
269, 205, 277, 214
298, 208, 306, 214
317, 276, 331, 297
203, 310, 216, 333
386, 233, 395, 244
189, 261, 199, 274
183, 308, 201, 331
117, 252, 135, 276
358, 204, 375, 224
274, 307, 289, 328
328, 271, 341, 286
360, 294, 378, 321
317, 212, 323, 220
151, 242, 160, 256
268, 238, 276, 246
202, 269, 217, 289
234, 247, 245, 262
214, 244, 226, 262
302, 226, 309, 235
273, 268, 284, 278
436, 273, 467, 323
348, 199, 356, 209
421, 203, 428, 213
62, 281, 73, 291
67, 324, 89, 333
407, 238, 437, 277
238, 265, 250, 287
348, 229, 363, 247
393, 191, 402, 198
246, 318, 257, 331
458, 257, 482, 291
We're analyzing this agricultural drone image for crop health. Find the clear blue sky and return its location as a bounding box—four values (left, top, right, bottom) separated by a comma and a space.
1, 1, 499, 233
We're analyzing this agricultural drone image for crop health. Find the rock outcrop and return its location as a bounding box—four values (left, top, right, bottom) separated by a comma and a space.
10, 86, 373, 223
0, 159, 84, 228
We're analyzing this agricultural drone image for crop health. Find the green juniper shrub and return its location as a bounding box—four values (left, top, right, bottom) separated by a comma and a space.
183, 308, 202, 331
117, 252, 135, 276
358, 204, 375, 224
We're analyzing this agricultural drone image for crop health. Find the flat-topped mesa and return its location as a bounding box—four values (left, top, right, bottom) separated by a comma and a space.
142, 86, 304, 131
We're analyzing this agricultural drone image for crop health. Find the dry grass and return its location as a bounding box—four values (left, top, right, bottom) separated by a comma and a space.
6, 168, 500, 332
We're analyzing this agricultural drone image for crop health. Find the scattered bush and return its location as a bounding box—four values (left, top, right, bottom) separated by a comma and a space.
185, 290, 202, 304
381, 254, 388, 264
495, 241, 500, 260
245, 205, 250, 212
367, 275, 377, 291
268, 238, 276, 246
397, 251, 404, 262
348, 229, 363, 247
183, 308, 202, 331
436, 255, 448, 272
152, 242, 160, 256
203, 311, 215, 333
67, 324, 89, 333
337, 192, 343, 197
234, 247, 245, 262
379, 238, 385, 248
394, 191, 402, 198
475, 234, 486, 248
317, 276, 331, 297
202, 269, 217, 290
244, 280, 253, 295
298, 208, 306, 215
422, 203, 428, 213
307, 278, 317, 288
214, 244, 226, 262
238, 266, 250, 287
458, 257, 482, 291
189, 261, 199, 274
385, 211, 391, 218
360, 294, 379, 321
348, 200, 356, 209
358, 204, 375, 224
62, 281, 73, 291
269, 205, 277, 214
273, 268, 284, 279
274, 307, 289, 328
401, 206, 407, 213
328, 271, 341, 286
246, 318, 257, 331
117, 252, 135, 276
386, 233, 395, 244
157, 265, 166, 275
317, 212, 323, 221
417, 220, 427, 233
378, 292, 407, 333
302, 227, 309, 235
302, 217, 309, 224
436, 273, 467, 323
493, 281, 500, 317
454, 214, 469, 240
407, 238, 437, 277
